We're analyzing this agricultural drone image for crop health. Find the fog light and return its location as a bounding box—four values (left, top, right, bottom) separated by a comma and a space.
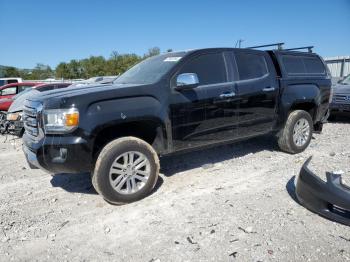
52, 148, 68, 163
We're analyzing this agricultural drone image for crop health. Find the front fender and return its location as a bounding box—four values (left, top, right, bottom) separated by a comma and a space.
80, 96, 171, 153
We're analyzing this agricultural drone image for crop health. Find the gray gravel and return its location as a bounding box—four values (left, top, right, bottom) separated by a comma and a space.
0, 121, 350, 261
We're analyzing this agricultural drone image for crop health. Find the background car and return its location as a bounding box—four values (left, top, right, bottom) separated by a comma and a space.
0, 82, 42, 111
72, 76, 118, 87
0, 77, 23, 87
329, 74, 350, 119
5, 82, 71, 136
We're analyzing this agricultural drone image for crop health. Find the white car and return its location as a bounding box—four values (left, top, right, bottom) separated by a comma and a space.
0, 78, 22, 87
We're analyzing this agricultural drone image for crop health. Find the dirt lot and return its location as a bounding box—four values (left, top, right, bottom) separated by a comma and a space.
1, 120, 350, 262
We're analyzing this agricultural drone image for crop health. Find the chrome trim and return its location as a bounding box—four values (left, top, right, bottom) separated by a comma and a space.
262, 87, 276, 92
176, 73, 199, 87
333, 94, 350, 104
219, 91, 236, 99
23, 100, 44, 141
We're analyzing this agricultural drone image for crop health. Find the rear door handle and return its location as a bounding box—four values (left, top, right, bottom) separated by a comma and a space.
262, 87, 276, 92
219, 91, 236, 99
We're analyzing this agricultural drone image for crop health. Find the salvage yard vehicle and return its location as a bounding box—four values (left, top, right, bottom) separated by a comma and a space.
0, 77, 23, 87
22, 45, 331, 204
3, 83, 71, 136
72, 76, 119, 87
329, 74, 350, 119
0, 82, 42, 111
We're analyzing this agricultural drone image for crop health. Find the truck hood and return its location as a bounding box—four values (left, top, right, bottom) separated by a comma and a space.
27, 83, 156, 109
333, 84, 350, 94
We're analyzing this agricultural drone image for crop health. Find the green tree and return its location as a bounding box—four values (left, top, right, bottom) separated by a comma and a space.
80, 56, 106, 78
56, 62, 70, 79
105, 52, 141, 76
3, 67, 21, 77
144, 47, 160, 58
28, 63, 53, 80
53, 47, 163, 79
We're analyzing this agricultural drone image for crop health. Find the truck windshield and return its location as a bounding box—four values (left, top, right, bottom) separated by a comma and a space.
114, 53, 185, 85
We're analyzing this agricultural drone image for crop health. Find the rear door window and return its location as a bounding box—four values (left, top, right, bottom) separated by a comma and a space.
235, 52, 269, 80
178, 53, 227, 85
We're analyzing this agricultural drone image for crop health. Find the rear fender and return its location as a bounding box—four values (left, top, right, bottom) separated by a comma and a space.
278, 84, 320, 126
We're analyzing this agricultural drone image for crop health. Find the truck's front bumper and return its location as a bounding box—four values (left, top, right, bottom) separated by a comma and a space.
22, 144, 41, 170
22, 133, 93, 174
296, 157, 350, 226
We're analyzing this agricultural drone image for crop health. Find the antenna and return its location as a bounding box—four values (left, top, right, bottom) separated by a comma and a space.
235, 39, 244, 48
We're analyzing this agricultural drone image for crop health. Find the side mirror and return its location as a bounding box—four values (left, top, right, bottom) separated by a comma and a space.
176, 73, 199, 90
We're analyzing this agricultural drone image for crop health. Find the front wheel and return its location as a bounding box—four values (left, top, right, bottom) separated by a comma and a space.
278, 110, 313, 154
92, 137, 160, 204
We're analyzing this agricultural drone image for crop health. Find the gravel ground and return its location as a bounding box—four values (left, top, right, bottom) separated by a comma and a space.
0, 120, 350, 262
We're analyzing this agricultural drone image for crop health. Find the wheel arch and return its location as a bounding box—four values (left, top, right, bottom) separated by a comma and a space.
277, 83, 321, 127
91, 118, 168, 161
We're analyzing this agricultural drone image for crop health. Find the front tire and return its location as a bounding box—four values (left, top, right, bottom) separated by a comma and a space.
92, 137, 160, 204
278, 110, 313, 154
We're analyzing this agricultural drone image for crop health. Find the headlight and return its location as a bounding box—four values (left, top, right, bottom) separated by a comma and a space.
7, 112, 22, 121
43, 108, 79, 134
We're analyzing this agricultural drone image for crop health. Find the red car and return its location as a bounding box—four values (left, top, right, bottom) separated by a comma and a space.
0, 82, 42, 111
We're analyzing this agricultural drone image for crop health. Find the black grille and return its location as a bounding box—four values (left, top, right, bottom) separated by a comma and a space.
23, 101, 41, 137
333, 94, 350, 104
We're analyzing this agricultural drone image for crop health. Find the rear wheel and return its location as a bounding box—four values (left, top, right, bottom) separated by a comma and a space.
92, 137, 159, 204
278, 110, 313, 154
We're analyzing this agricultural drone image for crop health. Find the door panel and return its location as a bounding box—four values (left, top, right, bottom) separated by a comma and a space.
234, 51, 278, 137
170, 82, 240, 151
169, 52, 239, 151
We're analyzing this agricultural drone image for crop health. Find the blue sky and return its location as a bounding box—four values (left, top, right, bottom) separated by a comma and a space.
1, 0, 349, 68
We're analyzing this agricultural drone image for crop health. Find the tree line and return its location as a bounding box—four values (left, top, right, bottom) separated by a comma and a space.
1, 47, 166, 80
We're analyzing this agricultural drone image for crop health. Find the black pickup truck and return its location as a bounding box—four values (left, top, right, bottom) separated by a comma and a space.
22, 47, 331, 204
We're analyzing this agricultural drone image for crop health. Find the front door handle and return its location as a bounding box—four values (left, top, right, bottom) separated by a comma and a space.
219, 91, 236, 99
262, 87, 276, 92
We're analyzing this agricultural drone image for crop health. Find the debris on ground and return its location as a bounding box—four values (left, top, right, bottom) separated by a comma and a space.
0, 122, 350, 261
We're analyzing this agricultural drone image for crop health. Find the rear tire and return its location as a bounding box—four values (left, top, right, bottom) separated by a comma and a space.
278, 110, 313, 154
92, 137, 160, 204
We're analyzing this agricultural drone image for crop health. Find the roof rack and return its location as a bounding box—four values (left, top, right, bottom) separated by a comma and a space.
246, 42, 285, 50
283, 46, 314, 53
244, 43, 314, 53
